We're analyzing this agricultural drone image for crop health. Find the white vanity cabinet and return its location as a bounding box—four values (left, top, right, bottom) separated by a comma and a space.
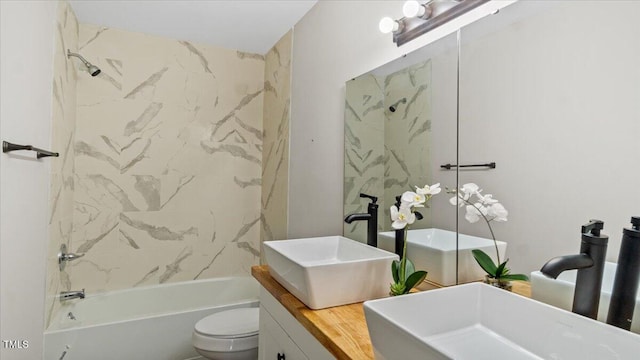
258, 287, 335, 360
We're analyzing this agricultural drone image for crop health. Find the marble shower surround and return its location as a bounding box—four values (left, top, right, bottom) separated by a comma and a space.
46, 0, 79, 327
67, 23, 267, 293
344, 60, 433, 242
262, 31, 292, 244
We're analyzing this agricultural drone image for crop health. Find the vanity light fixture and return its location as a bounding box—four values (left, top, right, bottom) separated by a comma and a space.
378, 17, 403, 34
380, 0, 490, 46
403, 0, 431, 19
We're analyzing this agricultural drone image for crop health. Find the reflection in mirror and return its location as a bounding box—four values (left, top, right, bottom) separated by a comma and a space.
343, 32, 459, 246
458, 0, 640, 275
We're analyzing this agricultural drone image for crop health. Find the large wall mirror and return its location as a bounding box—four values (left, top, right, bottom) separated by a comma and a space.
343, 32, 459, 246
458, 0, 640, 275
345, 0, 639, 284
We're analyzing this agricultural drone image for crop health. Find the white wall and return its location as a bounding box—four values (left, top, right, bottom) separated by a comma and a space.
1, 1, 58, 359
288, 0, 514, 237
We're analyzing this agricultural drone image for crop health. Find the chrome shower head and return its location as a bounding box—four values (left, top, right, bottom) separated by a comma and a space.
87, 64, 101, 77
67, 49, 101, 77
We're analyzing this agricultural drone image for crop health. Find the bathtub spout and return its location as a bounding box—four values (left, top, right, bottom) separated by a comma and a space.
60, 289, 85, 301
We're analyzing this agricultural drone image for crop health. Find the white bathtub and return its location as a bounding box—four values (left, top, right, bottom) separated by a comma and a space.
44, 277, 259, 360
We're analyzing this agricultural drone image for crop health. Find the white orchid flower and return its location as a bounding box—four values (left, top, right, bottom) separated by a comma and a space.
460, 183, 480, 197
477, 193, 498, 205
416, 183, 442, 196
390, 205, 416, 229
487, 202, 508, 222
449, 195, 462, 207
464, 203, 487, 223
401, 191, 426, 208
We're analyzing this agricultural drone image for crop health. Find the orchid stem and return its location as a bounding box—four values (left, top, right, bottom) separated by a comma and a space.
457, 193, 501, 265
400, 227, 408, 285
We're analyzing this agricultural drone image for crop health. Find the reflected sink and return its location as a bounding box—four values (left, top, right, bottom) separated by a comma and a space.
262, 236, 398, 309
531, 261, 640, 333
364, 283, 640, 360
378, 228, 506, 286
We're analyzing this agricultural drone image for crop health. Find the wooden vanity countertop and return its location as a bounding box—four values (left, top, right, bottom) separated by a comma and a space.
252, 265, 531, 360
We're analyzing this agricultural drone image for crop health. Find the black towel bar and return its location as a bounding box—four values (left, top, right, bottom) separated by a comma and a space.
440, 162, 496, 170
3, 141, 59, 159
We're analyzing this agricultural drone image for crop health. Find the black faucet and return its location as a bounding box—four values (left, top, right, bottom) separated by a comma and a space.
607, 216, 640, 331
540, 220, 608, 319
344, 193, 378, 247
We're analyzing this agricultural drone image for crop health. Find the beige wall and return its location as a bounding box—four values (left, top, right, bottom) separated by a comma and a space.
262, 31, 292, 244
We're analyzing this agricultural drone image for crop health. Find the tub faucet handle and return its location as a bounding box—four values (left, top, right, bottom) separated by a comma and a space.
58, 244, 85, 271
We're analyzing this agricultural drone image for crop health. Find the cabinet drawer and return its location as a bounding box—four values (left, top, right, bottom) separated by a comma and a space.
259, 305, 308, 360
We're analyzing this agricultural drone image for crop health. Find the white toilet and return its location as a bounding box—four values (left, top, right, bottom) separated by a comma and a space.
192, 307, 260, 360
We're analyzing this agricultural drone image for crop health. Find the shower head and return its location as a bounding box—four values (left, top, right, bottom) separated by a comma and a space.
389, 98, 407, 113
67, 49, 101, 77
87, 65, 101, 77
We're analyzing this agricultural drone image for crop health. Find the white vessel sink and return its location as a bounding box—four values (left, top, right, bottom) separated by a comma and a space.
378, 228, 506, 286
364, 283, 640, 360
262, 236, 398, 309
531, 261, 640, 333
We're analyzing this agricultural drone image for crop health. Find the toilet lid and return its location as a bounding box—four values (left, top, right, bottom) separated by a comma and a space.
194, 308, 259, 338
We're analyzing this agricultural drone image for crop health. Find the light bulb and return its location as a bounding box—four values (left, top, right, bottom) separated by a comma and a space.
379, 17, 398, 34
403, 1, 425, 18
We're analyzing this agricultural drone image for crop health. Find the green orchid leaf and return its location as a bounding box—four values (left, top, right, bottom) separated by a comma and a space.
472, 249, 498, 276
389, 282, 406, 296
404, 271, 427, 292
404, 259, 416, 281
495, 260, 508, 278
500, 273, 529, 281
391, 260, 400, 283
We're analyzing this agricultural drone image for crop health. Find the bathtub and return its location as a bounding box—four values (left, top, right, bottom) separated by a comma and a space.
44, 277, 259, 360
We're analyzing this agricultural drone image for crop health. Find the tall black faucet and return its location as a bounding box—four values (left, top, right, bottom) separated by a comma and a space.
344, 193, 379, 247
607, 216, 640, 331
540, 220, 608, 319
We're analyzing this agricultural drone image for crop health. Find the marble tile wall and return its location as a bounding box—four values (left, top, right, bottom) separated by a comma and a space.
343, 75, 385, 243
383, 60, 433, 230
261, 31, 292, 246
344, 60, 433, 242
64, 23, 265, 293
46, 0, 79, 328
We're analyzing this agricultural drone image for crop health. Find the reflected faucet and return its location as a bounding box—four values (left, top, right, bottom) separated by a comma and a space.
540, 220, 608, 319
345, 193, 379, 247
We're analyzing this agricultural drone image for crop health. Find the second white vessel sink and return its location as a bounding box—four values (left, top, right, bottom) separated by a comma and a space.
364, 283, 640, 360
378, 228, 506, 286
531, 261, 640, 333
263, 236, 398, 309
